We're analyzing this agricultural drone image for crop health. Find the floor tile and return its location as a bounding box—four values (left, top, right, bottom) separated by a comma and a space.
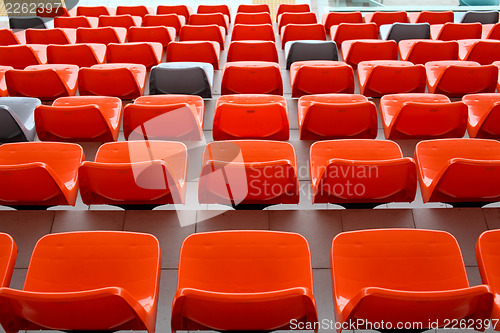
155, 269, 178, 333
313, 268, 336, 332
466, 266, 482, 286
196, 210, 269, 232
10, 268, 26, 290
342, 209, 415, 231
52, 210, 125, 233
482, 208, 500, 230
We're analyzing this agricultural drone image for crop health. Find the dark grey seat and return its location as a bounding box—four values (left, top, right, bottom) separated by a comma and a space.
150, 62, 213, 98
284, 40, 338, 69
460, 10, 499, 24
380, 23, 431, 43
9, 17, 47, 30
0, 97, 40, 142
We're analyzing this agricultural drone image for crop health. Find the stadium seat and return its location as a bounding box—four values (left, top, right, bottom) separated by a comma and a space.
0, 66, 12, 97
172, 231, 317, 331
276, 4, 311, 21
463, 93, 500, 138
310, 140, 416, 205
408, 10, 454, 24
198, 141, 299, 207
156, 5, 193, 22
142, 14, 185, 36
227, 40, 278, 63
9, 17, 46, 30
78, 64, 147, 99
431, 23, 482, 40
278, 12, 317, 31
76, 27, 127, 44
123, 95, 204, 141
0, 44, 46, 69
332, 229, 493, 330
280, 23, 326, 49
461, 10, 499, 24
330, 23, 378, 47
79, 141, 187, 207
231, 23, 275, 41
342, 39, 397, 69
0, 142, 83, 207
398, 40, 459, 64
189, 13, 229, 34
54, 16, 98, 28
197, 4, 231, 22
179, 24, 225, 50
364, 11, 408, 27
290, 61, 354, 98
0, 231, 161, 332
483, 22, 500, 39
98, 14, 142, 29
35, 96, 122, 142
47, 44, 106, 67
0, 29, 23, 46
0, 233, 16, 287
358, 60, 426, 97
0, 97, 40, 142
322, 12, 363, 32
221, 61, 283, 95
127, 26, 176, 48
237, 4, 270, 13
150, 62, 213, 98
6, 64, 78, 100
106, 42, 163, 70
76, 6, 114, 16
298, 94, 377, 140
494, 61, 500, 91
167, 41, 220, 69
426, 61, 497, 97
213, 94, 289, 140
285, 40, 338, 69
379, 23, 431, 43
234, 12, 272, 25
380, 93, 468, 139
116, 5, 152, 17
458, 39, 500, 64
25, 28, 76, 44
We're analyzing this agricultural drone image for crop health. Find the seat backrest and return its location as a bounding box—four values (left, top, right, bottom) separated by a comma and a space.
386, 23, 430, 43
0, 29, 21, 46
54, 16, 93, 28
285, 41, 338, 69
47, 44, 99, 68
461, 10, 499, 24
150, 63, 213, 98
232, 23, 275, 41
0, 96, 39, 126
25, 29, 70, 45
227, 41, 278, 62
0, 233, 16, 288
9, 17, 46, 30
116, 5, 150, 17
0, 45, 41, 69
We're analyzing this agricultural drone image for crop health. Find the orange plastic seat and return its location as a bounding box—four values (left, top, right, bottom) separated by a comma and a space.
231, 23, 275, 41
142, 14, 185, 36
157, 5, 193, 22
364, 11, 408, 27
25, 28, 76, 44
98, 15, 142, 29
123, 95, 204, 141
227, 40, 278, 62
0, 231, 161, 332
221, 61, 283, 95
76, 27, 127, 44
167, 41, 220, 69
398, 40, 459, 65
278, 12, 317, 31
431, 22, 482, 40
342, 39, 397, 69
0, 233, 16, 287
234, 12, 272, 25
380, 93, 468, 139
116, 5, 152, 17
76, 6, 114, 16
408, 11, 454, 24
237, 4, 270, 13
495, 61, 500, 91
78, 64, 146, 99
322, 12, 363, 32
330, 23, 378, 47
311, 140, 416, 205
358, 60, 426, 97
0, 142, 83, 207
426, 61, 497, 97
298, 94, 377, 140
47, 43, 106, 67
127, 26, 176, 48
280, 23, 326, 49
6, 64, 78, 100
189, 13, 229, 34
35, 96, 122, 142
483, 23, 500, 39
0, 29, 23, 46
79, 141, 187, 207
179, 24, 226, 50
463, 93, 500, 138
0, 44, 46, 69
332, 229, 493, 331
106, 42, 162, 70
197, 4, 231, 22
213, 94, 289, 140
459, 39, 500, 65
276, 4, 311, 21
0, 66, 12, 97
54, 16, 98, 28
290, 61, 354, 98
172, 230, 317, 331
415, 138, 500, 204
198, 141, 299, 206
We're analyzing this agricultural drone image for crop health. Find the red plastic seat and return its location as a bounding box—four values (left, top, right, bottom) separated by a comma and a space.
127, 26, 176, 49
35, 96, 122, 142
54, 16, 98, 28
142, 14, 185, 36
463, 93, 500, 138
342, 39, 397, 69
179, 24, 226, 50
431, 22, 482, 40
408, 11, 454, 24
0, 233, 16, 288
380, 93, 468, 139
311, 140, 416, 205
221, 61, 283, 95
167, 41, 220, 69
365, 11, 408, 27
398, 40, 459, 65
358, 60, 426, 97
213, 94, 289, 140
197, 4, 231, 22
415, 138, 500, 204
78, 64, 147, 99
227, 40, 278, 63
290, 61, 354, 98
280, 23, 326, 49
157, 5, 193, 22
483, 23, 500, 39
116, 5, 152, 17
332, 229, 493, 331
458, 39, 500, 65
47, 44, 106, 67
276, 4, 311, 21
98, 15, 142, 29
0, 44, 46, 69
123, 95, 204, 141
106, 42, 162, 70
237, 4, 270, 13
172, 230, 317, 331
0, 66, 12, 97
234, 12, 272, 25
6, 64, 78, 100
278, 12, 317, 31
198, 141, 299, 206
298, 94, 377, 140
0, 142, 83, 206
0, 231, 161, 332
322, 12, 363, 32
79, 141, 187, 206
231, 23, 275, 41
426, 61, 497, 97
76, 27, 127, 44
494, 61, 500, 91
330, 23, 378, 47
0, 29, 24, 46
25, 28, 76, 44
189, 13, 229, 34
76, 6, 114, 17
